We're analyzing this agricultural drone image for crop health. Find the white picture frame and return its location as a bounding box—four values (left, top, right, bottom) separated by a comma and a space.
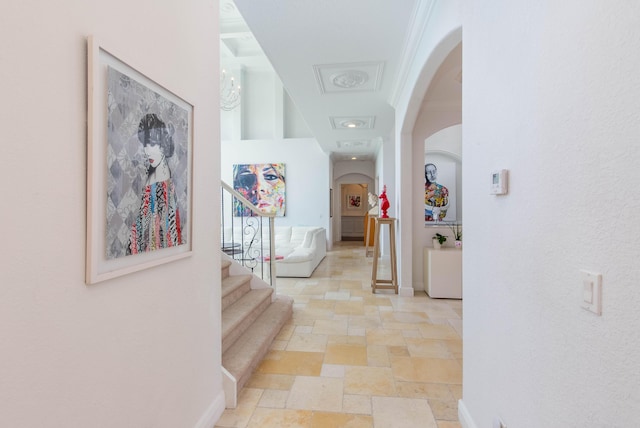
86, 36, 193, 284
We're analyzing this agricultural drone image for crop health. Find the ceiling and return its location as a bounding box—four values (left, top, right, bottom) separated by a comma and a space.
220, 0, 421, 162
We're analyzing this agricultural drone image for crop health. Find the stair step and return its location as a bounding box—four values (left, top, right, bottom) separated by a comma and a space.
221, 274, 252, 311
221, 259, 232, 279
222, 288, 273, 354
222, 298, 293, 393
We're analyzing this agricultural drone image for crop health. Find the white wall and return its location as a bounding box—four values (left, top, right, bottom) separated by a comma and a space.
284, 90, 313, 139
0, 2, 222, 427
243, 70, 278, 140
221, 67, 312, 142
221, 138, 331, 234
334, 160, 375, 181
461, 1, 640, 427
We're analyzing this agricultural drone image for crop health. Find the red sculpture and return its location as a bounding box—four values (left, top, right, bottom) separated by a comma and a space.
379, 185, 390, 218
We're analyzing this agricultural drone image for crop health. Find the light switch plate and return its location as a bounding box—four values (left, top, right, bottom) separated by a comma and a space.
581, 271, 602, 315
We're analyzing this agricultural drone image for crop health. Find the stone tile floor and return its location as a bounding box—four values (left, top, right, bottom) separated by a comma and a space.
216, 241, 462, 428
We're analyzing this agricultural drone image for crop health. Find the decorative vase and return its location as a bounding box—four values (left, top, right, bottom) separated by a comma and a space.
433, 238, 441, 250
455, 240, 462, 249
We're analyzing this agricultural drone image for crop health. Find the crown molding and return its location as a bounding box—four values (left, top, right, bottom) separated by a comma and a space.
388, 0, 436, 107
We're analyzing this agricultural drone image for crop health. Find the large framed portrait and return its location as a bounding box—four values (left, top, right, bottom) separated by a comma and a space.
86, 36, 193, 284
424, 159, 456, 225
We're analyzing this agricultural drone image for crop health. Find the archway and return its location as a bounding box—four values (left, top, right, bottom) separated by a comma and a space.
395, 23, 462, 295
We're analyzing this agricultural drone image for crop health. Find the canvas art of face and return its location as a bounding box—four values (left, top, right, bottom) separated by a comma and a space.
233, 163, 286, 216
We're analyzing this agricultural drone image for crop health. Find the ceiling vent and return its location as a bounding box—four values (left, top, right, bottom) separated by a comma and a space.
337, 140, 371, 149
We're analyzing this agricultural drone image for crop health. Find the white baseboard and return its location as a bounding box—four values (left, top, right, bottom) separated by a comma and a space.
194, 391, 226, 428
399, 286, 414, 297
412, 280, 425, 292
458, 399, 478, 428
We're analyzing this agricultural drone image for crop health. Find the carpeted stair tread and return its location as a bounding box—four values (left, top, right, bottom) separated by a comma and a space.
222, 274, 252, 298
222, 298, 293, 391
221, 259, 232, 278
221, 274, 252, 311
222, 288, 273, 352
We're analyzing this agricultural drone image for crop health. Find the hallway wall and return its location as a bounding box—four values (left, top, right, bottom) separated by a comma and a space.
0, 2, 223, 427
461, 1, 640, 426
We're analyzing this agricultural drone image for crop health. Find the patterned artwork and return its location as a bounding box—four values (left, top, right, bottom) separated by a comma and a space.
424, 160, 456, 224
233, 163, 286, 216
105, 66, 189, 259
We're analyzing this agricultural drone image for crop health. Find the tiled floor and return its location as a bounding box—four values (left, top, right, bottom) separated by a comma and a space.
216, 241, 463, 428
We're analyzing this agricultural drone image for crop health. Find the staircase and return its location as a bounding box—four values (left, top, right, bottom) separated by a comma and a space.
221, 257, 293, 408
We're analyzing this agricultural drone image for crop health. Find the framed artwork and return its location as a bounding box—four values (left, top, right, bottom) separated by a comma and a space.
347, 194, 362, 210
424, 159, 456, 225
232, 163, 286, 216
330, 188, 333, 218
86, 36, 193, 284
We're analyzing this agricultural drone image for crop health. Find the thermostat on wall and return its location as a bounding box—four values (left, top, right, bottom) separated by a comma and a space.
490, 169, 508, 195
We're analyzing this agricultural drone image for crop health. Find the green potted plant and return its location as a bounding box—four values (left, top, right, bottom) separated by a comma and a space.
432, 232, 447, 250
446, 223, 462, 248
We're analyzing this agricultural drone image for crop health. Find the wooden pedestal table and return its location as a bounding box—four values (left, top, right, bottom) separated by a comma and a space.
370, 217, 398, 294
363, 213, 377, 257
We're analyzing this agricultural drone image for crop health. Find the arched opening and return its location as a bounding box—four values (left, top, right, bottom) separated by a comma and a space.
396, 29, 462, 293
333, 172, 374, 243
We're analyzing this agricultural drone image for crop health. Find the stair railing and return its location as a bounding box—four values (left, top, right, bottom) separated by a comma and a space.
221, 181, 276, 288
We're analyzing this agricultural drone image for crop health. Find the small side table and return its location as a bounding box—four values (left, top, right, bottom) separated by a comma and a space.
371, 217, 398, 294
364, 213, 377, 257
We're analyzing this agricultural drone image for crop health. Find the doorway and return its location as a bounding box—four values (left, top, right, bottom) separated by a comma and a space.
340, 183, 368, 241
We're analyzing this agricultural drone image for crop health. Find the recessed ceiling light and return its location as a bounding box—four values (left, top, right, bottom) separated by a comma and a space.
340, 119, 365, 128
330, 116, 375, 130
351, 156, 357, 160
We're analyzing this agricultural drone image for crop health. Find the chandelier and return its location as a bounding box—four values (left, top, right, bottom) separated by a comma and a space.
220, 69, 241, 111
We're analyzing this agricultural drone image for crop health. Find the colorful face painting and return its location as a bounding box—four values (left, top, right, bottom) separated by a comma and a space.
424, 160, 456, 224
233, 163, 286, 216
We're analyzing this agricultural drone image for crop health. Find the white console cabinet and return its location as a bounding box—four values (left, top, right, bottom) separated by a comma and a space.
423, 248, 462, 299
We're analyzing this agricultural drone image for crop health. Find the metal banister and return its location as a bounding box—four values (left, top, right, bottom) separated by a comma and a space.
220, 181, 277, 287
